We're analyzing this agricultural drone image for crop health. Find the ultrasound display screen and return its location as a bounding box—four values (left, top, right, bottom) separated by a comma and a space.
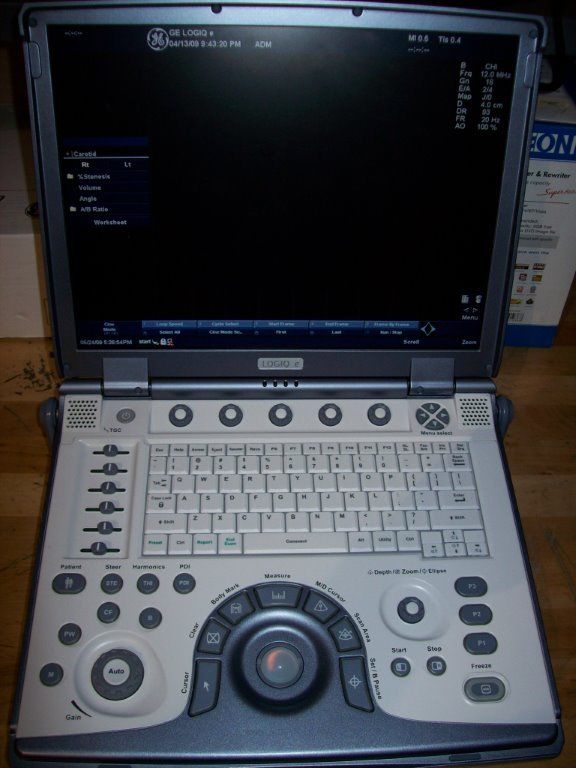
47, 23, 518, 350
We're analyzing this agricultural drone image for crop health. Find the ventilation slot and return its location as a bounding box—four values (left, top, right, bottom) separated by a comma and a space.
457, 397, 492, 428
261, 379, 300, 388
64, 398, 100, 431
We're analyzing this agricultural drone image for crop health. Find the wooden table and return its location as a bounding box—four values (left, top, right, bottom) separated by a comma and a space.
1, 299, 574, 767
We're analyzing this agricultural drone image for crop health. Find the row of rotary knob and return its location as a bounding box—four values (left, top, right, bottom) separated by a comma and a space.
168, 403, 393, 429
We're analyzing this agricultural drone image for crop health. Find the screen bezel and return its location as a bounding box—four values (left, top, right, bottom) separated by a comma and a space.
22, 1, 544, 380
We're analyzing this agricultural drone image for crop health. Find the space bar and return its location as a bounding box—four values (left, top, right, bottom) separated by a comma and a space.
244, 533, 349, 555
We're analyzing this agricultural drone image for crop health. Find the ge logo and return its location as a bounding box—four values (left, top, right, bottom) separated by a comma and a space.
147, 27, 169, 51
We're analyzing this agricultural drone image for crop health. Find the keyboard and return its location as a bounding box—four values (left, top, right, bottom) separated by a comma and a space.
142, 440, 488, 558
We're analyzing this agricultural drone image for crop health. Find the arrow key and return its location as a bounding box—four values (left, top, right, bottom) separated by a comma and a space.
189, 659, 221, 716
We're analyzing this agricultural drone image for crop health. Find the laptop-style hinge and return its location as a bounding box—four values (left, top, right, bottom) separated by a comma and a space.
103, 358, 150, 397
409, 358, 455, 397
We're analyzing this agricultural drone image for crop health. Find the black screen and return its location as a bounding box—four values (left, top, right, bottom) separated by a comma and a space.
48, 24, 518, 350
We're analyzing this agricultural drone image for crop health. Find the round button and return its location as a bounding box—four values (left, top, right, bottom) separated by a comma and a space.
103, 444, 119, 457
318, 403, 342, 427
102, 658, 131, 686
100, 573, 123, 595
427, 656, 447, 675
58, 623, 82, 645
91, 648, 144, 701
391, 658, 411, 677
137, 574, 160, 594
397, 596, 425, 624
102, 462, 119, 475
116, 408, 135, 424
257, 643, 303, 689
269, 403, 293, 427
99, 501, 117, 514
139, 607, 163, 629
168, 404, 193, 428
40, 663, 64, 687
90, 541, 108, 555
173, 573, 196, 594
219, 404, 243, 427
367, 403, 391, 426
97, 602, 120, 624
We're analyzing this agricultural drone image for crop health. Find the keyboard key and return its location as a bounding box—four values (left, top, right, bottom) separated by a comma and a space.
397, 531, 421, 551
429, 472, 452, 490
168, 456, 189, 474
237, 456, 259, 474
148, 475, 171, 492
146, 494, 175, 513
172, 475, 195, 493
443, 529, 464, 542
438, 491, 479, 509
262, 456, 283, 473
261, 512, 285, 532
145, 515, 187, 534
143, 533, 167, 555
330, 455, 353, 473
344, 491, 368, 512
195, 475, 218, 493
337, 473, 361, 492
168, 534, 193, 555
208, 444, 226, 456
177, 493, 200, 513
170, 444, 189, 456
190, 457, 213, 474
307, 456, 330, 473
188, 444, 208, 455
193, 534, 217, 555
406, 510, 430, 530
368, 491, 392, 511
399, 455, 421, 472
214, 456, 236, 474
267, 474, 290, 492
274, 493, 297, 513
286, 512, 310, 532
297, 492, 321, 512
249, 493, 272, 513
237, 513, 261, 533
452, 472, 476, 490
376, 455, 399, 472
245, 443, 264, 455
415, 491, 438, 510
218, 534, 242, 554
150, 444, 169, 456
359, 511, 382, 531
406, 472, 430, 491
353, 455, 376, 472
444, 454, 472, 471
349, 532, 373, 553
360, 473, 383, 491
201, 494, 224, 514
188, 514, 212, 533
334, 511, 358, 532
290, 474, 314, 492
244, 533, 349, 555
284, 456, 306, 473
313, 474, 338, 492
445, 542, 466, 556
392, 491, 415, 510
243, 475, 266, 493
383, 473, 407, 491
149, 457, 167, 474
321, 492, 345, 512
227, 444, 246, 456
212, 514, 236, 533
310, 512, 334, 532
373, 531, 397, 551
225, 493, 248, 513
430, 509, 483, 529
382, 510, 406, 530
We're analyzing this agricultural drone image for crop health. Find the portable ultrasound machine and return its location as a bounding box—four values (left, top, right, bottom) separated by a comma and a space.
10, 1, 563, 766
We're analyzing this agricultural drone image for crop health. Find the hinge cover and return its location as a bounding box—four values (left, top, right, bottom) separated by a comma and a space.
409, 358, 455, 397
103, 358, 150, 397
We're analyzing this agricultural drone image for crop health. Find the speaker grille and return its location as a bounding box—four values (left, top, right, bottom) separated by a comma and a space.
64, 397, 101, 431
456, 397, 492, 427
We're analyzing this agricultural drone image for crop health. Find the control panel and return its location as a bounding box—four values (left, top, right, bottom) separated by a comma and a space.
13, 395, 557, 765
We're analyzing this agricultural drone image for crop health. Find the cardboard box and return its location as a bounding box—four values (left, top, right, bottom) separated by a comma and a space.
505, 87, 576, 346
0, 105, 48, 338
